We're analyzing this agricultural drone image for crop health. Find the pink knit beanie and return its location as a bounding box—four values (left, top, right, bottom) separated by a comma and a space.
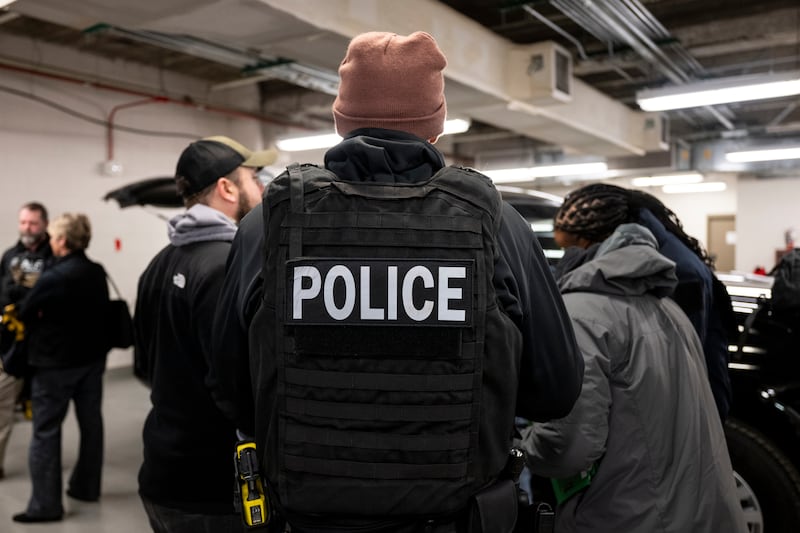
333, 31, 447, 141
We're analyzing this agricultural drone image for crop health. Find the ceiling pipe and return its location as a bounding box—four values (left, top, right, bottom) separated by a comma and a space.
521, 5, 589, 61
619, 0, 664, 38
768, 103, 799, 127
521, 6, 630, 83
106, 97, 168, 161
550, 0, 616, 43
0, 60, 304, 130
549, 0, 735, 130
86, 23, 341, 95
582, 2, 686, 85
598, 1, 735, 128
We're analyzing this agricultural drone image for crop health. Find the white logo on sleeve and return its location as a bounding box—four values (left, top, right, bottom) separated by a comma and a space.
173, 273, 186, 289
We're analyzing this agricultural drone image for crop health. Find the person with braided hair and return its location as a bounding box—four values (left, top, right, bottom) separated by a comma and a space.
552, 183, 735, 421
518, 219, 746, 532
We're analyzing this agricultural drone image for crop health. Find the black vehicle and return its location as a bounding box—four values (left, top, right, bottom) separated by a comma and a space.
496, 187, 564, 267
721, 274, 800, 533
503, 190, 800, 533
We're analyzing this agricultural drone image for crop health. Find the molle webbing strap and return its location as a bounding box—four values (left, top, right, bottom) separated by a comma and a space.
284, 211, 481, 232
285, 455, 467, 480
284, 368, 474, 391
281, 212, 483, 250
286, 398, 472, 422
285, 425, 470, 452
287, 163, 304, 259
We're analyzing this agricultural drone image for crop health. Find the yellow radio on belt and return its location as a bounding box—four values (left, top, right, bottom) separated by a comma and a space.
2, 304, 25, 342
234, 440, 269, 528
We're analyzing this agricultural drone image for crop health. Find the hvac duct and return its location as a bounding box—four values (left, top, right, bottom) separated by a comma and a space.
260, 0, 668, 157
506, 41, 573, 106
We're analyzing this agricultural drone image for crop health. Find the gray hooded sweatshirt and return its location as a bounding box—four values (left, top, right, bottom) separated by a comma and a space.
167, 203, 237, 246
520, 223, 746, 533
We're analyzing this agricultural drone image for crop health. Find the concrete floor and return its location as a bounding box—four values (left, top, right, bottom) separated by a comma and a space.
1, 368, 152, 532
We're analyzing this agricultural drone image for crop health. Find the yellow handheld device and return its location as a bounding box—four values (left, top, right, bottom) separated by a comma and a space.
234, 440, 269, 528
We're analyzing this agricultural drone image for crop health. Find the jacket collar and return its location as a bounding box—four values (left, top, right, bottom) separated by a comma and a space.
558, 223, 678, 298
324, 128, 445, 184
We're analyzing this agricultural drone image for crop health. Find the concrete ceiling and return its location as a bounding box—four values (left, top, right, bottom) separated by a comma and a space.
1, 0, 799, 181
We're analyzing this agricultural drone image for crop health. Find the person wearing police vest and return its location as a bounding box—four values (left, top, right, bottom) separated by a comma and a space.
209, 31, 583, 533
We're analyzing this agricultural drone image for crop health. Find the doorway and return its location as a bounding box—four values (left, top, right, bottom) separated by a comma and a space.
708, 215, 736, 272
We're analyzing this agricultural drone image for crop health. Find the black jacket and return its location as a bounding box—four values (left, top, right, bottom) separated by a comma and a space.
210, 129, 583, 434
18, 250, 109, 368
636, 208, 733, 420
134, 204, 240, 513
0, 238, 53, 308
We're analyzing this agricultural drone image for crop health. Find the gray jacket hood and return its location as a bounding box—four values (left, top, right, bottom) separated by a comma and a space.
519, 223, 746, 532
167, 204, 237, 247
558, 223, 678, 298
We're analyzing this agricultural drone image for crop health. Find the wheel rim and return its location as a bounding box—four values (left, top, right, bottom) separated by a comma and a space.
735, 471, 764, 533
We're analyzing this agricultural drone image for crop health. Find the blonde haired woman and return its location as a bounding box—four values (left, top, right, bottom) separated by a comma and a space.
13, 213, 110, 523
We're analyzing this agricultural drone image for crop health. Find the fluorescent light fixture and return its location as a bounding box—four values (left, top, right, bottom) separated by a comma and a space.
725, 286, 772, 299
442, 118, 471, 135
544, 249, 566, 260
636, 70, 800, 111
484, 162, 607, 184
725, 146, 800, 163
531, 222, 554, 232
0, 0, 16, 7
494, 185, 564, 204
662, 181, 726, 194
631, 173, 703, 187
276, 118, 472, 152
276, 133, 341, 152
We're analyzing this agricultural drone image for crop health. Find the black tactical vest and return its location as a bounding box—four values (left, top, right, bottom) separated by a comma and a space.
253, 163, 522, 521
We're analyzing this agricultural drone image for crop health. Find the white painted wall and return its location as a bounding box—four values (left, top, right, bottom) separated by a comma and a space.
0, 39, 272, 367
736, 175, 800, 273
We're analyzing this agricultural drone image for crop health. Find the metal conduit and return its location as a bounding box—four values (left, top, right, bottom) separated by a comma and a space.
550, 0, 616, 44
615, 0, 661, 41
626, 0, 671, 38
521, 5, 589, 60
591, 0, 688, 82
547, 0, 735, 129
605, 0, 735, 125
603, 0, 735, 128
620, 0, 666, 38
621, 0, 707, 75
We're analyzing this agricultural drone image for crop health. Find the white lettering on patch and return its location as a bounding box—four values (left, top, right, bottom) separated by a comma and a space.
287, 259, 473, 326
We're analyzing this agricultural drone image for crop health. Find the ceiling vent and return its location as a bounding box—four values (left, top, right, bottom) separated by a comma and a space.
633, 113, 670, 152
507, 41, 573, 106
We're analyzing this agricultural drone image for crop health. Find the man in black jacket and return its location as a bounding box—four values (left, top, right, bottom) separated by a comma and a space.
134, 136, 275, 533
0, 202, 52, 309
210, 32, 583, 533
0, 201, 52, 480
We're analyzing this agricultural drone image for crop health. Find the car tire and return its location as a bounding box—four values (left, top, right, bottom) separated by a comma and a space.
725, 418, 800, 532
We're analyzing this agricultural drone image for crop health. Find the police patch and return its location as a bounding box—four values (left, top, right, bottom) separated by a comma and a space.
286, 258, 474, 326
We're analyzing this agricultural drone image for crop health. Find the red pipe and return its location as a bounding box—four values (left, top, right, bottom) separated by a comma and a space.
107, 97, 168, 161
0, 62, 306, 130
